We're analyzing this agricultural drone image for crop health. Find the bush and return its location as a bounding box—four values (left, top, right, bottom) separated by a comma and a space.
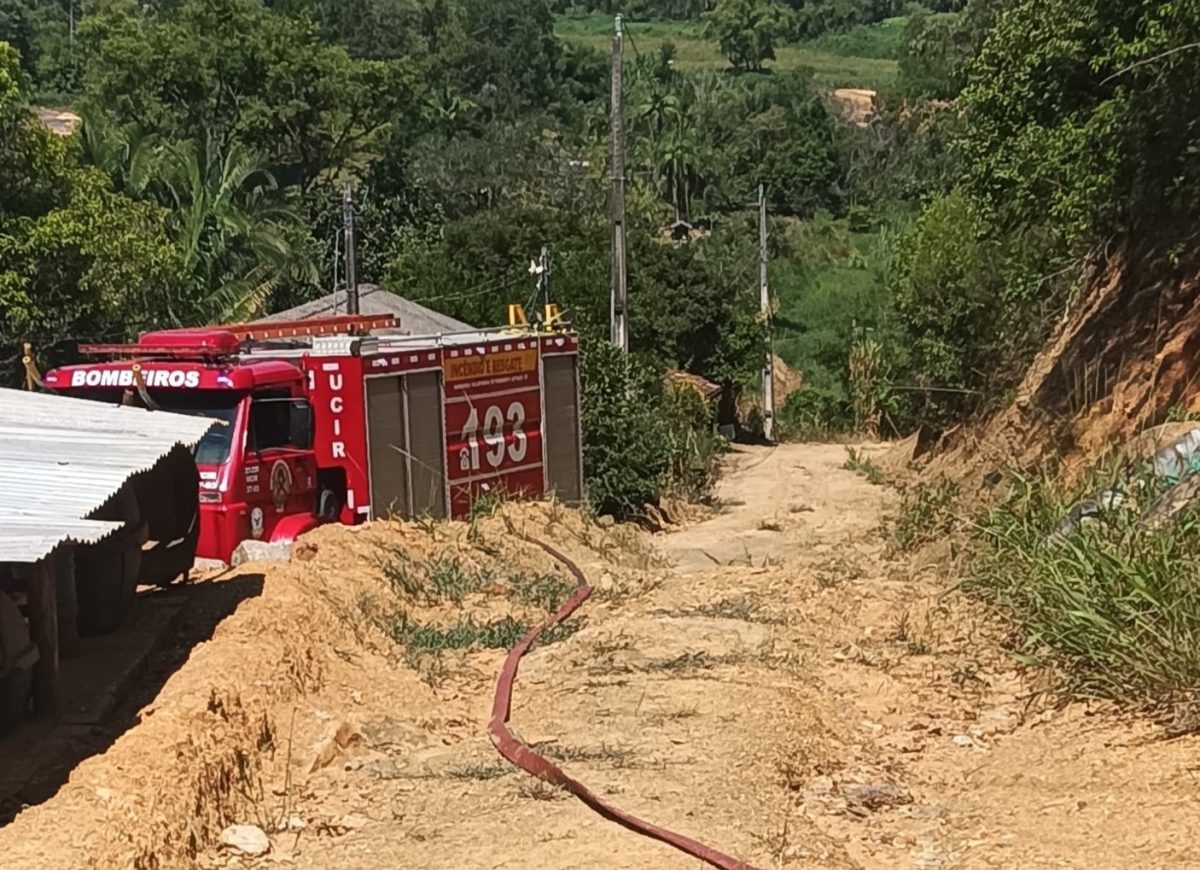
775, 384, 850, 440
661, 381, 724, 503
579, 338, 671, 516
970, 473, 1200, 708
703, 0, 791, 72
579, 337, 726, 516
897, 7, 972, 100
891, 189, 999, 422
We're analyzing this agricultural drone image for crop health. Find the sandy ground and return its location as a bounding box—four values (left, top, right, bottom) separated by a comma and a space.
2, 443, 1199, 869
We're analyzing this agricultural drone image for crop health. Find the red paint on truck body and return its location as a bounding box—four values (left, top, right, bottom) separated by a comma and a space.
42, 321, 580, 564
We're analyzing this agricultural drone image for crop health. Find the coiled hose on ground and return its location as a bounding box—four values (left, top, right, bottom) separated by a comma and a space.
488, 535, 758, 870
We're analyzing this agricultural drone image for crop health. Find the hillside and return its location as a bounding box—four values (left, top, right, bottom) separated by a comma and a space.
914, 234, 1200, 488
555, 14, 902, 89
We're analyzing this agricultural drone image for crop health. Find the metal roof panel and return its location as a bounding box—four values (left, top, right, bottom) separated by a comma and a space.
0, 388, 216, 564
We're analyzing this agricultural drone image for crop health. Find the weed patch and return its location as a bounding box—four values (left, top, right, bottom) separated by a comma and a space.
445, 763, 512, 781
516, 780, 568, 801
378, 554, 490, 605
643, 651, 743, 672
889, 479, 959, 552
666, 595, 780, 624
969, 472, 1200, 714
508, 572, 577, 612
388, 613, 582, 655
844, 447, 885, 485
646, 705, 700, 726
531, 741, 637, 768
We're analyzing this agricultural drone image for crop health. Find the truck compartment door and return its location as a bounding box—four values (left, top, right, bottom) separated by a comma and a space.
542, 354, 584, 505
366, 376, 410, 520
405, 371, 447, 519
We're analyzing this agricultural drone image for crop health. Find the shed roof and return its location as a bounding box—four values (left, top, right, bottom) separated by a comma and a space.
265, 285, 473, 336
0, 389, 216, 564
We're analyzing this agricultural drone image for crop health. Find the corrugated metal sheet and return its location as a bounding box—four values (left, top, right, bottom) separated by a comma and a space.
0, 388, 216, 564
0, 518, 124, 563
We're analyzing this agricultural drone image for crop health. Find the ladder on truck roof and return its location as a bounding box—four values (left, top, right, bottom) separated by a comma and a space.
78, 314, 398, 359
225, 314, 397, 341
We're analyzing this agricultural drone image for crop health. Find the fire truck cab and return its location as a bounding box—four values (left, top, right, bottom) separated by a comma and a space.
42, 314, 584, 567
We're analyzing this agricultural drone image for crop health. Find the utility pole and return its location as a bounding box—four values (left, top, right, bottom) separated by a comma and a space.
759, 184, 775, 442
610, 14, 628, 352
537, 246, 550, 310
342, 182, 359, 316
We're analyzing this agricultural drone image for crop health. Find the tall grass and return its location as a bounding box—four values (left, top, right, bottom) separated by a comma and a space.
970, 472, 1200, 707
661, 380, 724, 503
802, 17, 906, 61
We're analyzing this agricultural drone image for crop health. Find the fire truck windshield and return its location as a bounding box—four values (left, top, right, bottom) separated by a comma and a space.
153, 394, 242, 465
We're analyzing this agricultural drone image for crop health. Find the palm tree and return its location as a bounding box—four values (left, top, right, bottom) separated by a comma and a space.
630, 70, 720, 221
76, 112, 159, 196
77, 118, 319, 325
155, 139, 318, 325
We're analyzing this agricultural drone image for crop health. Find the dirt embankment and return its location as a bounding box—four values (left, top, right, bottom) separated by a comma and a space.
898, 238, 1200, 490
3, 446, 1199, 869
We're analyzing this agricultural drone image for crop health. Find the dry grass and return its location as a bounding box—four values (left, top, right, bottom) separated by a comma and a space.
445, 762, 512, 781
516, 780, 569, 801
531, 741, 638, 768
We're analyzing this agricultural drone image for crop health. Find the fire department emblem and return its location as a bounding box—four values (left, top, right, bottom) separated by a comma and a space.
270, 459, 293, 512
250, 507, 264, 539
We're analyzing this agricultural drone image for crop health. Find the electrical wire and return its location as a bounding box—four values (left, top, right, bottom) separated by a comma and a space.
416, 273, 527, 305
623, 21, 643, 59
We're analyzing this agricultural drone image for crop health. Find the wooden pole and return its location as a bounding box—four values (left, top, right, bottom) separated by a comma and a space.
28, 555, 60, 716
610, 15, 628, 352
759, 184, 775, 442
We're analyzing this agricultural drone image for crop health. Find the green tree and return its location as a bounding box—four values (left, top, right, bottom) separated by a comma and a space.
0, 42, 183, 375
627, 222, 767, 391
0, 1, 35, 76
152, 139, 319, 324
957, 0, 1200, 244
704, 0, 790, 72
892, 190, 997, 416
275, 0, 425, 61
0, 0, 81, 94
897, 7, 972, 100
81, 0, 421, 192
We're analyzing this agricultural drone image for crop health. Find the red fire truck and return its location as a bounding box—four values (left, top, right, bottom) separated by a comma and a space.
42, 314, 584, 567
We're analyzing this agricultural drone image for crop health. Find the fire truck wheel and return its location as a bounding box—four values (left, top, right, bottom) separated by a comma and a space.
318, 489, 341, 521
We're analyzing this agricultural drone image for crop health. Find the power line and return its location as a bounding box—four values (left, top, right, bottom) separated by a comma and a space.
416, 274, 527, 305
623, 20, 643, 58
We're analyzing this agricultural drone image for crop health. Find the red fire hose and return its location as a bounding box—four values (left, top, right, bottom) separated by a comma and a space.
488, 535, 759, 870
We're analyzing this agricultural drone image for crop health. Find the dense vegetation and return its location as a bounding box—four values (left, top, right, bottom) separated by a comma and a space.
2, 0, 1199, 512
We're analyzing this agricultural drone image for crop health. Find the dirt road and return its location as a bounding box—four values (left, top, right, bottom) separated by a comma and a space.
3, 442, 1199, 868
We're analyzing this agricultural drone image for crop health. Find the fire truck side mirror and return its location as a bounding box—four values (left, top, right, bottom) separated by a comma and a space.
289, 399, 314, 450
